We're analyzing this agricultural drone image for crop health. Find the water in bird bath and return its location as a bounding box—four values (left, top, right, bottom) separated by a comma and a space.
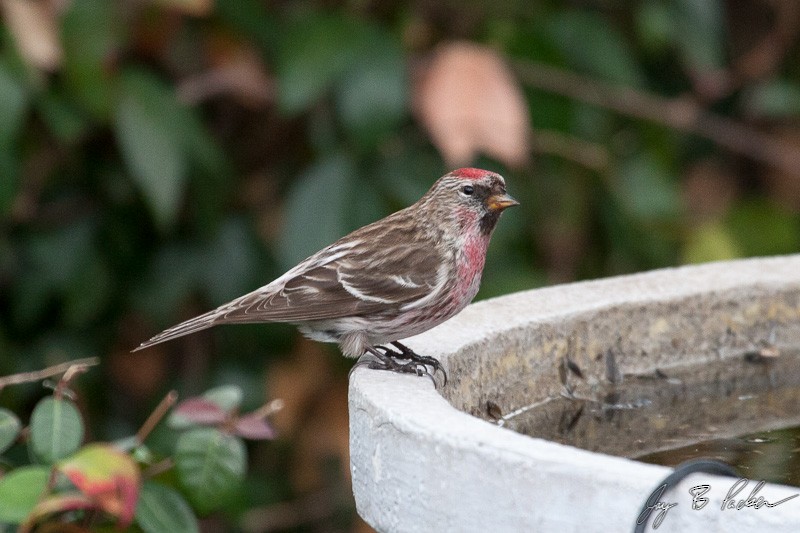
493, 348, 800, 487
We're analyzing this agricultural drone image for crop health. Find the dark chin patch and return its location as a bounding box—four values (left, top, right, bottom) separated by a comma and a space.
480, 210, 501, 235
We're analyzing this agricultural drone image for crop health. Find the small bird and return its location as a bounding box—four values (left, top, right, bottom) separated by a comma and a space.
134, 168, 518, 384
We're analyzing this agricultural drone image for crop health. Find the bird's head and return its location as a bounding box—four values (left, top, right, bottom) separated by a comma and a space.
423, 168, 519, 235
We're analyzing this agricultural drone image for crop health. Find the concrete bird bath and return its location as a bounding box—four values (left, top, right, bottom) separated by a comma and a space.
349, 255, 800, 532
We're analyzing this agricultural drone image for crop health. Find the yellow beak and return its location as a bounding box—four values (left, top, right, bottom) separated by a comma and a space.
487, 192, 520, 212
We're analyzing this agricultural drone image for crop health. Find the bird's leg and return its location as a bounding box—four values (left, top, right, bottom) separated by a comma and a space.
350, 346, 437, 387
390, 341, 447, 386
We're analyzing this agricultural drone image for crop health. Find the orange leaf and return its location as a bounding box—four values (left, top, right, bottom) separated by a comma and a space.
58, 444, 141, 527
413, 41, 530, 168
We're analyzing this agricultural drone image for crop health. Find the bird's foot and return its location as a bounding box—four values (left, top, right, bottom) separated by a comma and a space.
385, 341, 448, 386
350, 346, 438, 387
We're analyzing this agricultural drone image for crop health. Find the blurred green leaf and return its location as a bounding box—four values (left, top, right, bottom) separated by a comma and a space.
0, 60, 26, 212
727, 200, 800, 257
672, 0, 726, 70
0, 60, 27, 147
63, 255, 113, 327
547, 10, 644, 87
0, 150, 20, 213
115, 70, 187, 230
682, 221, 740, 264
334, 26, 407, 147
636, 0, 674, 52
134, 243, 201, 324
277, 14, 371, 114
0, 466, 50, 523
175, 428, 246, 514
637, 0, 726, 71
346, 175, 387, 232
36, 89, 88, 143
11, 220, 96, 328
0, 408, 21, 453
203, 385, 243, 412
199, 218, 262, 305
743, 80, 800, 118
30, 397, 84, 464
215, 0, 278, 53
373, 145, 441, 206
61, 0, 119, 118
614, 152, 681, 221
600, 188, 678, 270
179, 110, 232, 234
278, 154, 355, 270
136, 481, 199, 533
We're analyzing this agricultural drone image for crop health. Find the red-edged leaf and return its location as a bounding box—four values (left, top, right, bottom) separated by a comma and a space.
233, 413, 276, 440
21, 493, 95, 532
58, 444, 141, 527
169, 397, 228, 428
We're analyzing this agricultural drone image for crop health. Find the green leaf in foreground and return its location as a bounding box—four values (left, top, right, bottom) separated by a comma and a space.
0, 466, 51, 523
136, 481, 199, 533
175, 428, 246, 514
29, 397, 84, 464
0, 408, 21, 453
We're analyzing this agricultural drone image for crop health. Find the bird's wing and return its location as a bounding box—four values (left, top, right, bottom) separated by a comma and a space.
221, 229, 447, 322
134, 221, 447, 350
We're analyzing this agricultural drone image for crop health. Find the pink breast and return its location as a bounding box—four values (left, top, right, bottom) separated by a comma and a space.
454, 233, 489, 304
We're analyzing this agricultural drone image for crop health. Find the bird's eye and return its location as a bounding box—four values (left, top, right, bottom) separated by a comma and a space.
461, 185, 474, 196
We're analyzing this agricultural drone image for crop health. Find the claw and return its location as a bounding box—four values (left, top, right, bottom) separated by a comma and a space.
390, 341, 448, 386
351, 346, 441, 388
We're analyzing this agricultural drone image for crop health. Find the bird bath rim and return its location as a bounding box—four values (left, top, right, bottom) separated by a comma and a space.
349, 255, 800, 532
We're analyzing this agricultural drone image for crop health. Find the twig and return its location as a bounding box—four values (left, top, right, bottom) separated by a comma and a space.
248, 398, 285, 420
0, 357, 100, 391
514, 59, 800, 176
136, 390, 179, 445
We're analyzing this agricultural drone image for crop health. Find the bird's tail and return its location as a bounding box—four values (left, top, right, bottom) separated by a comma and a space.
132, 307, 223, 352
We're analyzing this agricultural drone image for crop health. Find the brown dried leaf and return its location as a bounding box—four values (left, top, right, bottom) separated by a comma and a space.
1, 0, 63, 71
413, 41, 530, 168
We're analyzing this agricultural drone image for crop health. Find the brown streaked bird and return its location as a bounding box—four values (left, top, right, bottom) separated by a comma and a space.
134, 168, 519, 384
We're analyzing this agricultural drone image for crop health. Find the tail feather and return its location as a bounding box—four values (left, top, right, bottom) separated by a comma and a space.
132, 308, 223, 352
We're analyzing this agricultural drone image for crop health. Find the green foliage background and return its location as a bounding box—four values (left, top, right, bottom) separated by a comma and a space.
1, 0, 799, 530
